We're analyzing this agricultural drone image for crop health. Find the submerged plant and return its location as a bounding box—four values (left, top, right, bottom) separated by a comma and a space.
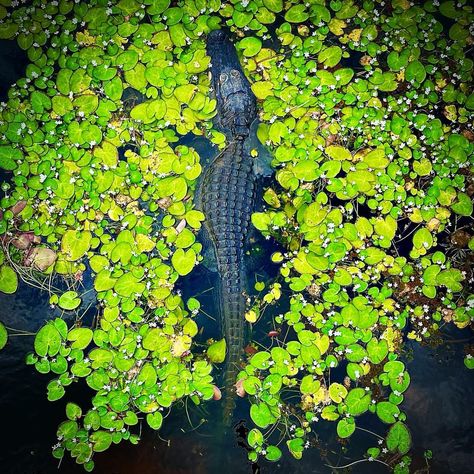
0, 0, 472, 472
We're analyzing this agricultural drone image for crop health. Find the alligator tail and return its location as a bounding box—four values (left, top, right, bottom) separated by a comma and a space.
216, 260, 248, 426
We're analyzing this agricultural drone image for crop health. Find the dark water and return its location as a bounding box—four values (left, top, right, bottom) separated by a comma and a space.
1, 37, 473, 474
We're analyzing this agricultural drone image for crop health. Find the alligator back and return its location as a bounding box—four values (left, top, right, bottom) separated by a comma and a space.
199, 139, 256, 423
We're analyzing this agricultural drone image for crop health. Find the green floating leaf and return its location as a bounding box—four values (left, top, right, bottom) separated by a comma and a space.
0, 322, 7, 350
239, 37, 262, 57
345, 387, 371, 416
207, 338, 226, 363
386, 422, 411, 455
171, 248, 196, 276
66, 402, 82, 421
35, 324, 62, 357
337, 417, 355, 438
285, 4, 309, 23
90, 431, 113, 453
367, 338, 389, 364
58, 291, 81, 311
376, 401, 400, 424
67, 327, 93, 350
451, 193, 473, 216
47, 379, 65, 401
61, 230, 92, 261
318, 46, 342, 67
265, 445, 282, 462
0, 145, 22, 170
263, 0, 283, 13
329, 382, 348, 403
0, 265, 18, 294
287, 437, 304, 460
146, 411, 163, 430
250, 402, 277, 429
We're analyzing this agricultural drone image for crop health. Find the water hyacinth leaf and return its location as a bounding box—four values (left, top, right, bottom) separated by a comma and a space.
58, 291, 81, 311
207, 338, 226, 363
0, 266, 18, 294
0, 322, 7, 350
35, 324, 61, 357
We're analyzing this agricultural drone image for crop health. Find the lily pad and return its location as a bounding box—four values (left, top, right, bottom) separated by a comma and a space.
207, 338, 226, 363
0, 322, 7, 350
0, 266, 18, 294
34, 323, 62, 357
58, 291, 81, 311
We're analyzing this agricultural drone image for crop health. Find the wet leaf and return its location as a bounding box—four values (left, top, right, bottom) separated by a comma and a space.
207, 338, 226, 363
35, 324, 61, 357
57, 290, 81, 311
0, 322, 7, 350
0, 266, 18, 294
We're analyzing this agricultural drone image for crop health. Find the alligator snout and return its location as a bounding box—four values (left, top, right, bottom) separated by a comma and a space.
207, 29, 227, 44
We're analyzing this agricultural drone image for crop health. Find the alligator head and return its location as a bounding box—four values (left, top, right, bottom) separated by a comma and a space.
207, 30, 256, 139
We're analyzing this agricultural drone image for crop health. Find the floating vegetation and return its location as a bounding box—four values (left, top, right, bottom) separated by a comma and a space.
0, 0, 472, 473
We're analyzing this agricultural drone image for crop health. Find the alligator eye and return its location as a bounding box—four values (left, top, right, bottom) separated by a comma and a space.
230, 69, 239, 78
219, 73, 228, 83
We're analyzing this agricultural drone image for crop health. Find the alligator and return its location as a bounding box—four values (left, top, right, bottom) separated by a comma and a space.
195, 29, 259, 424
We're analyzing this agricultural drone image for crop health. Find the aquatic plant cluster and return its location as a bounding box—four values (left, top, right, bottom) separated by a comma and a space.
0, 0, 472, 472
